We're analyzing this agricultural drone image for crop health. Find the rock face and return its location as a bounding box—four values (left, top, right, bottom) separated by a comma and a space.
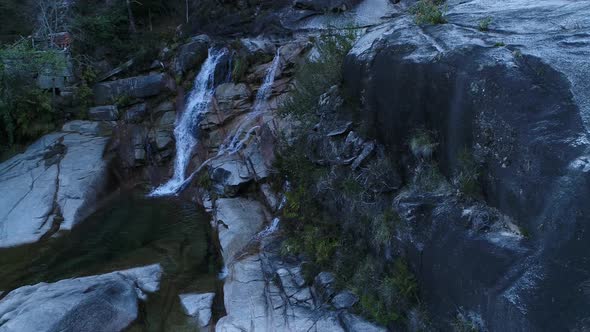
174, 35, 210, 76
0, 264, 162, 332
93, 73, 175, 105
179, 293, 215, 328
0, 121, 111, 248
88, 105, 119, 121
344, 1, 590, 330
216, 241, 386, 332
213, 198, 267, 264
200, 83, 252, 130
211, 196, 384, 332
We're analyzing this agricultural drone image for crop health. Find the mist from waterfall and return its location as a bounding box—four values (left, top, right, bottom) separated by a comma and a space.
150, 48, 227, 197
222, 49, 281, 155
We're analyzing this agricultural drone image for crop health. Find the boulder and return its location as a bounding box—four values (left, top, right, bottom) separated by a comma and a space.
153, 130, 174, 150
216, 255, 346, 332
213, 198, 266, 264
344, 1, 590, 329
156, 111, 176, 131
209, 146, 269, 196
62, 120, 114, 137
153, 101, 175, 116
88, 105, 119, 121
0, 265, 162, 332
331, 291, 358, 309
239, 37, 276, 55
0, 123, 111, 247
93, 73, 175, 105
200, 83, 252, 130
179, 293, 215, 328
123, 103, 148, 123
174, 35, 210, 76
313, 272, 336, 303
339, 312, 387, 332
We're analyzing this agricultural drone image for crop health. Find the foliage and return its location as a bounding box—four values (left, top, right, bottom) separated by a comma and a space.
279, 31, 356, 120
73, 66, 96, 112
70, 1, 176, 67
0, 0, 33, 42
453, 148, 482, 198
478, 17, 492, 31
411, 0, 447, 25
371, 209, 400, 251
231, 56, 249, 83
410, 129, 438, 159
413, 162, 446, 192
351, 257, 418, 325
452, 313, 480, 332
196, 170, 213, 190
0, 40, 65, 147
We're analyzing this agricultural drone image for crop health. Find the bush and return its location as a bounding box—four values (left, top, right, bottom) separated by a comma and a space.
409, 129, 438, 159
279, 31, 356, 120
371, 209, 400, 251
0, 40, 65, 147
453, 148, 482, 198
411, 0, 447, 25
478, 17, 492, 31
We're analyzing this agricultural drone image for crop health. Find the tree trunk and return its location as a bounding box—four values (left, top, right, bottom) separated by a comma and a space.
126, 0, 137, 33
185, 0, 189, 23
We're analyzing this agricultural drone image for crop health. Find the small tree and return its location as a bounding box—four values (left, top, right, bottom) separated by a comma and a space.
0, 40, 65, 146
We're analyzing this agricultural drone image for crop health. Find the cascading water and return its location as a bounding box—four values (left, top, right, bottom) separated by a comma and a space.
222, 49, 282, 155
150, 48, 227, 196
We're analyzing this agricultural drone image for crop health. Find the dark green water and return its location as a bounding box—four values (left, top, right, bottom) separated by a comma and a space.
0, 192, 223, 331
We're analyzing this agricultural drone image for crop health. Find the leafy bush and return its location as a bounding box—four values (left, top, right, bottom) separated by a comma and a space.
371, 209, 400, 251
70, 1, 174, 67
453, 148, 482, 198
279, 31, 356, 120
411, 0, 447, 25
410, 129, 438, 159
478, 17, 492, 31
0, 40, 65, 147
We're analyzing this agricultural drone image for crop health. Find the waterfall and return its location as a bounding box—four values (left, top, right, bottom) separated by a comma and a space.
222, 49, 281, 155
150, 48, 227, 197
256, 217, 281, 239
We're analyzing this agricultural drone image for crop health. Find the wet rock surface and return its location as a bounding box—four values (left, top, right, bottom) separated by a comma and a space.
0, 264, 162, 332
0, 122, 111, 248
93, 73, 175, 105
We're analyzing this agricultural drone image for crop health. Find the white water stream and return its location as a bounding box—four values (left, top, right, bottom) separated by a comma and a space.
150, 48, 227, 196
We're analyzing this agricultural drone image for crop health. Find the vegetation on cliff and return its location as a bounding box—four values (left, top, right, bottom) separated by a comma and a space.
275, 32, 420, 328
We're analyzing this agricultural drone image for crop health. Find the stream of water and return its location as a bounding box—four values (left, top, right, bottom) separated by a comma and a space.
150, 48, 228, 197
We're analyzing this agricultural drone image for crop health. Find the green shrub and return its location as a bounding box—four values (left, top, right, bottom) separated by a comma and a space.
478, 17, 492, 31
231, 56, 249, 83
0, 40, 65, 147
453, 148, 482, 198
371, 209, 400, 250
411, 0, 447, 25
410, 129, 438, 159
413, 162, 446, 192
279, 31, 356, 120
391, 259, 418, 303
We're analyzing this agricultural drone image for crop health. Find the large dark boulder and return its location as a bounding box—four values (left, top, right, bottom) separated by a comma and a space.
344, 1, 590, 330
93, 73, 175, 105
174, 35, 210, 77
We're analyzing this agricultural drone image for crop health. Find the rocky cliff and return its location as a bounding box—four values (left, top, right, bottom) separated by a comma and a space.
0, 0, 589, 331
